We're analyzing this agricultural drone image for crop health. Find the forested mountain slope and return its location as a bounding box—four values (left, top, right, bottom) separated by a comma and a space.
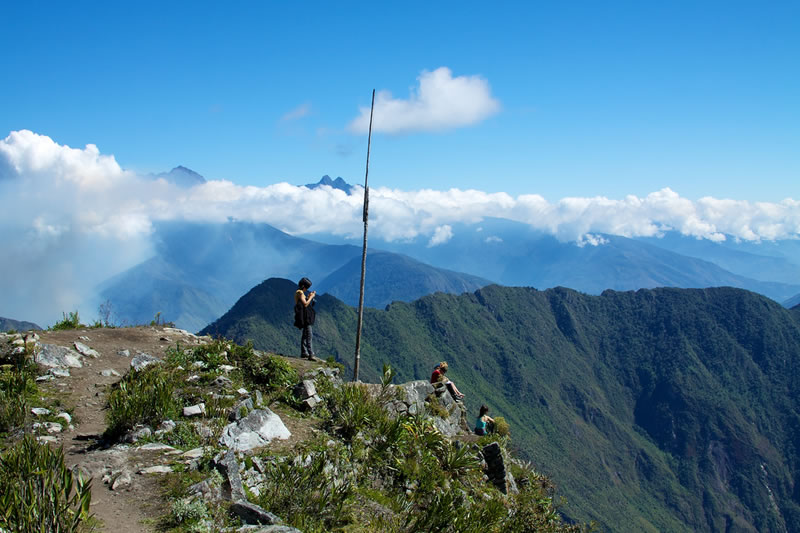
203, 279, 800, 532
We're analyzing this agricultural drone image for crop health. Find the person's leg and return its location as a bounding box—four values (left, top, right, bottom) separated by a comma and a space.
301, 326, 312, 357
306, 325, 314, 357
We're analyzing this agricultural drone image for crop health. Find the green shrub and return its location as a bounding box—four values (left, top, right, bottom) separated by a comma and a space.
493, 416, 510, 436
105, 366, 180, 440
255, 449, 355, 531
328, 383, 386, 440
0, 352, 38, 434
0, 435, 92, 532
169, 497, 208, 526
50, 311, 82, 331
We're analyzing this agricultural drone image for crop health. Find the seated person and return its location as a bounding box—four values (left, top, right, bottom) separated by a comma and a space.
430, 361, 464, 401
474, 404, 495, 436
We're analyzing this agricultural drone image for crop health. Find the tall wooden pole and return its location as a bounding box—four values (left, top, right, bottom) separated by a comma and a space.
353, 89, 375, 382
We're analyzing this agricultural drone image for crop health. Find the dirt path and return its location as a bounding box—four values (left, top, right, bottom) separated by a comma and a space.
36, 327, 208, 532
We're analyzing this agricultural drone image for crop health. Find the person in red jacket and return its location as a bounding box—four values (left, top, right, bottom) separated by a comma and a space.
430, 361, 464, 401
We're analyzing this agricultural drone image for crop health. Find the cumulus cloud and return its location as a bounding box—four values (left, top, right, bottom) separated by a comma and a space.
348, 67, 501, 134
428, 225, 454, 247
2, 129, 800, 325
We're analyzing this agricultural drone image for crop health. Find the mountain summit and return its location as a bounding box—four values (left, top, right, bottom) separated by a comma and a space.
304, 175, 354, 194
155, 166, 207, 188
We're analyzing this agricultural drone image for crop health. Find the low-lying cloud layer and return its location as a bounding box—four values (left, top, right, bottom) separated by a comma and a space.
348, 67, 501, 134
2, 130, 799, 325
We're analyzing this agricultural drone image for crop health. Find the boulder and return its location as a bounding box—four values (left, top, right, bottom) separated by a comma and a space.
183, 403, 206, 417
219, 409, 290, 452
293, 379, 317, 400
229, 501, 282, 526
73, 341, 100, 358
481, 442, 518, 494
131, 352, 161, 371
36, 344, 83, 368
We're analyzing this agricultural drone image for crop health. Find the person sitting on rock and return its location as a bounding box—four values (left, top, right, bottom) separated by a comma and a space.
430, 361, 464, 401
474, 404, 495, 436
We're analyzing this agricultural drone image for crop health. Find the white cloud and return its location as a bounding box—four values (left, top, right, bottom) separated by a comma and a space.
428, 225, 454, 247
281, 102, 312, 122
485, 236, 503, 243
348, 67, 501, 134
3, 129, 800, 324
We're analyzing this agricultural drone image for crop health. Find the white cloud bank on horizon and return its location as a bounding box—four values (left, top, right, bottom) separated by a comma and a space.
2, 130, 800, 324
348, 67, 501, 134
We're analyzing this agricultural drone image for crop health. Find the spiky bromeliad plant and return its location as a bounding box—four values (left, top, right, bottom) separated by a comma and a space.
0, 435, 93, 532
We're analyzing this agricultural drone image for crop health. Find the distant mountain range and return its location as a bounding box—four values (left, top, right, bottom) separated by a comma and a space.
370, 217, 800, 303
95, 172, 800, 331
200, 278, 800, 532
98, 219, 489, 332
0, 316, 41, 332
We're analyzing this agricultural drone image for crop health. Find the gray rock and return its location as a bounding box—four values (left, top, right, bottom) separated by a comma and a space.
186, 374, 201, 383
50, 368, 71, 378
430, 388, 469, 437
139, 465, 172, 474
36, 375, 54, 382
111, 469, 133, 490
31, 407, 51, 416
219, 364, 237, 373
193, 422, 214, 439
184, 403, 206, 417
182, 447, 206, 459
293, 379, 317, 400
36, 344, 83, 368
36, 435, 58, 444
216, 450, 246, 500
100, 369, 121, 377
139, 443, 176, 452
73, 341, 100, 358
229, 500, 282, 526
237, 387, 249, 396
212, 375, 233, 387
188, 478, 222, 501
219, 409, 290, 452
481, 442, 517, 494
124, 426, 152, 443
229, 398, 254, 421
157, 420, 177, 433
56, 412, 72, 424
302, 395, 322, 410
117, 349, 131, 357
34, 421, 62, 433
131, 352, 161, 370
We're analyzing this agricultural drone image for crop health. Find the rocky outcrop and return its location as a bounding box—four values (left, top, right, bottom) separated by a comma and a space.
219, 409, 291, 452
382, 380, 469, 437
481, 442, 517, 494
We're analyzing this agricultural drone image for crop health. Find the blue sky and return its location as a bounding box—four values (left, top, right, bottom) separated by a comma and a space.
3, 1, 798, 201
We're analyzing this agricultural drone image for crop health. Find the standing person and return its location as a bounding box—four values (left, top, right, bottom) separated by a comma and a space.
474, 405, 495, 436
294, 277, 316, 359
430, 361, 465, 401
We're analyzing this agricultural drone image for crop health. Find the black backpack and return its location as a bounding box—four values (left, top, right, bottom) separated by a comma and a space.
294, 301, 316, 329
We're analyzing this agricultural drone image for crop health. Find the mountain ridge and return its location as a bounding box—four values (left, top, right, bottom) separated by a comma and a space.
202, 278, 800, 531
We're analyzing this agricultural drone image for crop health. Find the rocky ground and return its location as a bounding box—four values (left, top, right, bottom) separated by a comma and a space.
2, 325, 486, 532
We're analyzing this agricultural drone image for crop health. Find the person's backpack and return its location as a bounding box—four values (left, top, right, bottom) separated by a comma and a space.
294, 301, 316, 329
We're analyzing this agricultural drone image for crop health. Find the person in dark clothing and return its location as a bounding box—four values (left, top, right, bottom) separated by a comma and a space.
294, 277, 316, 359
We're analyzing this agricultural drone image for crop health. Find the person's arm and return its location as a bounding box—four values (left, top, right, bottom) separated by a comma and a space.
299, 290, 316, 307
